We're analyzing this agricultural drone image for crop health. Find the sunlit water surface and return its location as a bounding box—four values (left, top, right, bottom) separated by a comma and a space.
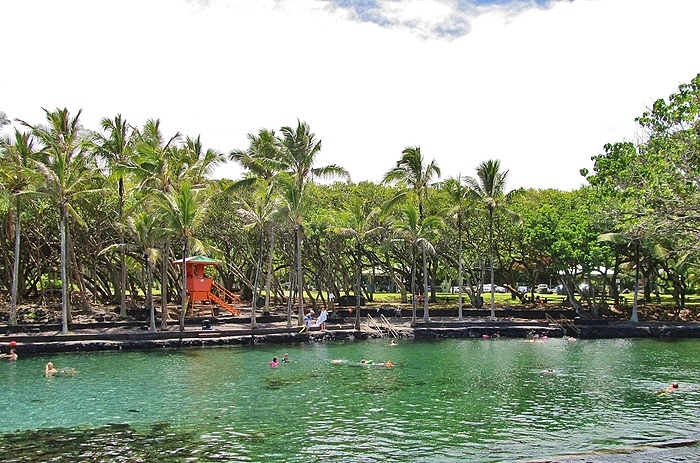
1, 338, 699, 462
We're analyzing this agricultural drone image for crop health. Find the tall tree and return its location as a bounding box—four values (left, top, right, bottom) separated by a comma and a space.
393, 203, 442, 326
465, 159, 518, 321
382, 146, 441, 302
277, 120, 349, 324
277, 174, 305, 327
0, 129, 38, 325
132, 119, 182, 330
382, 146, 441, 221
229, 128, 284, 314
19, 108, 100, 334
329, 197, 383, 330
441, 175, 472, 320
129, 212, 162, 332
235, 181, 280, 328
93, 114, 135, 318
229, 128, 282, 181
155, 181, 210, 332
179, 135, 224, 183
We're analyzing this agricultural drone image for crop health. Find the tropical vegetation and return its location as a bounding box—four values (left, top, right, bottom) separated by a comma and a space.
2, 73, 700, 330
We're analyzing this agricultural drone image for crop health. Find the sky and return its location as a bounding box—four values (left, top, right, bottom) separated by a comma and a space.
2, 0, 699, 191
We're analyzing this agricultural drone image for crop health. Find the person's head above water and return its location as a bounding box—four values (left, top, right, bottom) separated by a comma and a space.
672, 382, 679, 388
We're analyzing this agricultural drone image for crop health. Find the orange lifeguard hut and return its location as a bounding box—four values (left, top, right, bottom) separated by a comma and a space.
172, 255, 241, 316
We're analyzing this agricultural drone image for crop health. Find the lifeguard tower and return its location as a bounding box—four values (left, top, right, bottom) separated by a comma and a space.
172, 255, 241, 316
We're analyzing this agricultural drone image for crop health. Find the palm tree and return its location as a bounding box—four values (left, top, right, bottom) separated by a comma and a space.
155, 181, 210, 332
329, 197, 383, 330
465, 159, 519, 321
20, 108, 100, 334
229, 128, 284, 315
278, 120, 348, 192
132, 119, 182, 330
129, 212, 163, 332
382, 146, 441, 221
278, 120, 349, 324
277, 174, 305, 327
235, 181, 280, 328
393, 204, 442, 326
179, 135, 224, 183
441, 175, 472, 320
93, 114, 135, 318
229, 128, 282, 181
382, 146, 441, 305
0, 129, 39, 326
598, 232, 644, 322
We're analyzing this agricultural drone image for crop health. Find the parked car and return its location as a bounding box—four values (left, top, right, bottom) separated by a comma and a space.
536, 284, 550, 294
517, 285, 529, 293
483, 284, 507, 293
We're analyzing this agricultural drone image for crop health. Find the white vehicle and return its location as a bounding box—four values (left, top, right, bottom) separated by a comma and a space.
483, 284, 507, 293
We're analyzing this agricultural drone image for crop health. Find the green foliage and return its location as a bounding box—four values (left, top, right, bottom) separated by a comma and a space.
6, 76, 700, 323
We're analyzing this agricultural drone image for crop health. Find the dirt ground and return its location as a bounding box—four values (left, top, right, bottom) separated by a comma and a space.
2, 298, 700, 327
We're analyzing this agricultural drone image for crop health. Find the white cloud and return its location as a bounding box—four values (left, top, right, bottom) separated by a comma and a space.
1, 0, 698, 191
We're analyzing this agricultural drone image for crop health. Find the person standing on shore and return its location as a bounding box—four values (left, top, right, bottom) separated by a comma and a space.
302, 309, 315, 332
318, 308, 328, 331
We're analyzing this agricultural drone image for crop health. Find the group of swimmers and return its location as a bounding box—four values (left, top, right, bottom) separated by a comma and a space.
269, 352, 291, 367
271, 339, 398, 368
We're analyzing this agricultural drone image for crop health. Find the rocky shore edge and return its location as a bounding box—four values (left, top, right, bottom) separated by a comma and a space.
2, 315, 700, 355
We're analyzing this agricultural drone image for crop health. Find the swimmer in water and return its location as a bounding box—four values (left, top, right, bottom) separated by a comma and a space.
660, 382, 679, 394
45, 362, 58, 375
269, 357, 278, 368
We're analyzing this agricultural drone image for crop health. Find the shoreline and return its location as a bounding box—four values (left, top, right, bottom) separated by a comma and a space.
3, 316, 700, 355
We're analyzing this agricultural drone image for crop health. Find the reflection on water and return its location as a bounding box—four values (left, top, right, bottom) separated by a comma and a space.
1, 338, 699, 462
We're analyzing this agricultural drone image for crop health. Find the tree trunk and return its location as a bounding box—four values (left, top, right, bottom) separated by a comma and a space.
160, 240, 170, 330
457, 213, 463, 321
251, 227, 264, 329
179, 244, 188, 332
60, 205, 69, 334
119, 177, 127, 318
296, 226, 304, 326
630, 240, 640, 322
410, 244, 417, 327
286, 257, 294, 329
264, 226, 274, 315
489, 210, 496, 321
422, 246, 430, 323
147, 257, 156, 332
355, 240, 362, 330
9, 196, 21, 326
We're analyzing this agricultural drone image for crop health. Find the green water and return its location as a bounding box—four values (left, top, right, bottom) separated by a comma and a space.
1, 338, 699, 462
